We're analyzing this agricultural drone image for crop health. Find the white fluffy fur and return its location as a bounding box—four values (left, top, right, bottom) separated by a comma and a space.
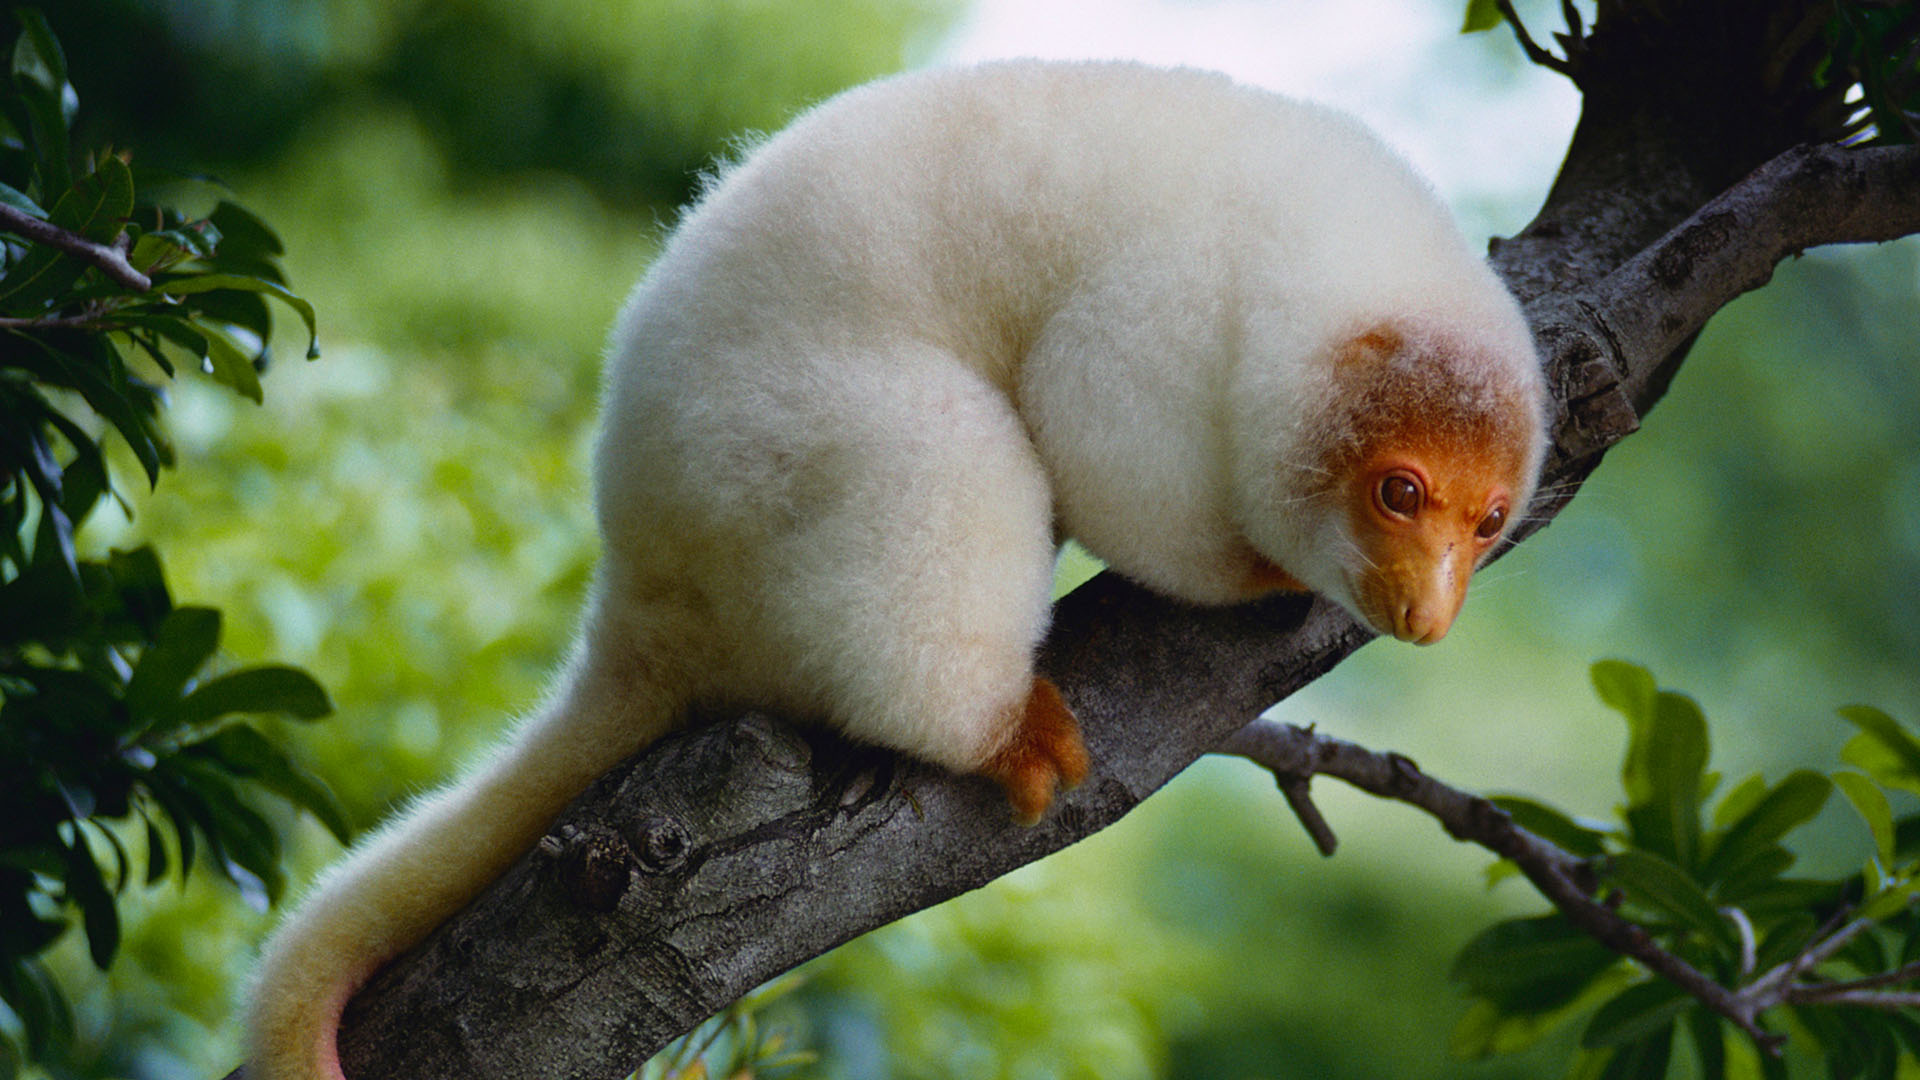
247, 59, 1544, 1079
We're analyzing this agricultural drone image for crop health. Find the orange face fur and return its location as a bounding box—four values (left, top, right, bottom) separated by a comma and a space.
1341, 438, 1518, 643
1321, 325, 1536, 644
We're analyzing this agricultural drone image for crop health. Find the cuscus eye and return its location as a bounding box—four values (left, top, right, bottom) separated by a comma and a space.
1475, 504, 1508, 540
1376, 471, 1423, 518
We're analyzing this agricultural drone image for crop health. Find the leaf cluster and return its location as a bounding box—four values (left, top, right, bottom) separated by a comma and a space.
1453, 661, 1920, 1079
0, 10, 337, 1075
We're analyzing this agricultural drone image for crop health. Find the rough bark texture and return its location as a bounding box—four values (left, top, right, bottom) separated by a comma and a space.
276, 5, 1920, 1078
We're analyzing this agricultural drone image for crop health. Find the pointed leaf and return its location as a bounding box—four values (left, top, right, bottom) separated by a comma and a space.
151, 273, 318, 359
1833, 770, 1897, 867
1686, 1008, 1727, 1080
1608, 849, 1729, 946
194, 724, 351, 845
1840, 705, 1920, 796
176, 666, 332, 724
1583, 980, 1692, 1049
207, 200, 284, 259
1460, 0, 1505, 33
1625, 691, 1709, 867
10, 7, 72, 197
1592, 660, 1657, 730
61, 830, 118, 969
124, 606, 220, 723
1700, 771, 1831, 887
1452, 914, 1621, 1013
1490, 796, 1611, 857
201, 323, 263, 402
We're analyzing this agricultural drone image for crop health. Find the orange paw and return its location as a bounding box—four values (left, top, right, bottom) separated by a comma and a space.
980, 677, 1089, 825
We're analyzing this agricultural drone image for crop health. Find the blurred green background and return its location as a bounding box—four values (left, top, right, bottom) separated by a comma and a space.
27, 0, 1920, 1077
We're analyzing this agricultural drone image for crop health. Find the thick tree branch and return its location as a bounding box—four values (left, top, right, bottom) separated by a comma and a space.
0, 202, 150, 292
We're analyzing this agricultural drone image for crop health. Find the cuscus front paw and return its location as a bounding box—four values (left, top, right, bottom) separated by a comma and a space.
980, 677, 1090, 825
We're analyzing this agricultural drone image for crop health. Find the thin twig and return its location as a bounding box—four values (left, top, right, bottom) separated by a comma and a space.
1216, 717, 1784, 1054
1495, 0, 1577, 76
0, 202, 151, 292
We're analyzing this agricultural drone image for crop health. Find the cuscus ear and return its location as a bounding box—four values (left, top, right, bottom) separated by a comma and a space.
1335, 324, 1403, 369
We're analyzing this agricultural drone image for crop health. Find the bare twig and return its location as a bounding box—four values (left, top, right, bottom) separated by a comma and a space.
1217, 717, 1785, 1053
0, 202, 151, 292
1495, 0, 1578, 76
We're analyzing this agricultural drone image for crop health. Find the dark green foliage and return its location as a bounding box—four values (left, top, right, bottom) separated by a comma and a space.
1825, 0, 1920, 144
0, 10, 339, 1073
1453, 661, 1920, 1079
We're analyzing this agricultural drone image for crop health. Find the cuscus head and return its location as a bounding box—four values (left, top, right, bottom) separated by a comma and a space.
1315, 322, 1545, 644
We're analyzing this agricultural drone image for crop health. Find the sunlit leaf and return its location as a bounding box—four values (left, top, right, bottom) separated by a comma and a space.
1460, 0, 1505, 33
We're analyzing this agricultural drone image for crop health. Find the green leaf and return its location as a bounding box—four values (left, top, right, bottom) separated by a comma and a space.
1596, 1025, 1674, 1080
10, 7, 72, 198
176, 665, 332, 724
1686, 1008, 1727, 1080
1592, 661, 1658, 734
207, 200, 284, 260
1833, 770, 1897, 867
1451, 914, 1622, 1013
152, 763, 282, 908
201, 323, 263, 403
141, 809, 168, 885
61, 830, 118, 969
0, 958, 72, 1061
124, 606, 221, 724
1699, 771, 1831, 888
151, 272, 319, 360
1451, 967, 1636, 1060
1583, 980, 1692, 1049
1460, 0, 1505, 33
193, 724, 351, 845
1608, 850, 1729, 946
1840, 705, 1920, 797
8, 332, 166, 485
0, 179, 44, 217
1712, 773, 1769, 829
1623, 691, 1710, 868
1490, 796, 1611, 857
105, 545, 172, 638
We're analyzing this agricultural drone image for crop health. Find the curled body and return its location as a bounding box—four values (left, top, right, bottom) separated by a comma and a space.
246, 59, 1547, 1080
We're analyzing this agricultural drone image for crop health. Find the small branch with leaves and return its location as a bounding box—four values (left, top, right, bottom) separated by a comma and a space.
0, 200, 150, 293
1217, 663, 1920, 1066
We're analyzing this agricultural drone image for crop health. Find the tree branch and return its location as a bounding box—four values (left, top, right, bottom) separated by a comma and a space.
1216, 718, 1785, 1052
0, 202, 150, 292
